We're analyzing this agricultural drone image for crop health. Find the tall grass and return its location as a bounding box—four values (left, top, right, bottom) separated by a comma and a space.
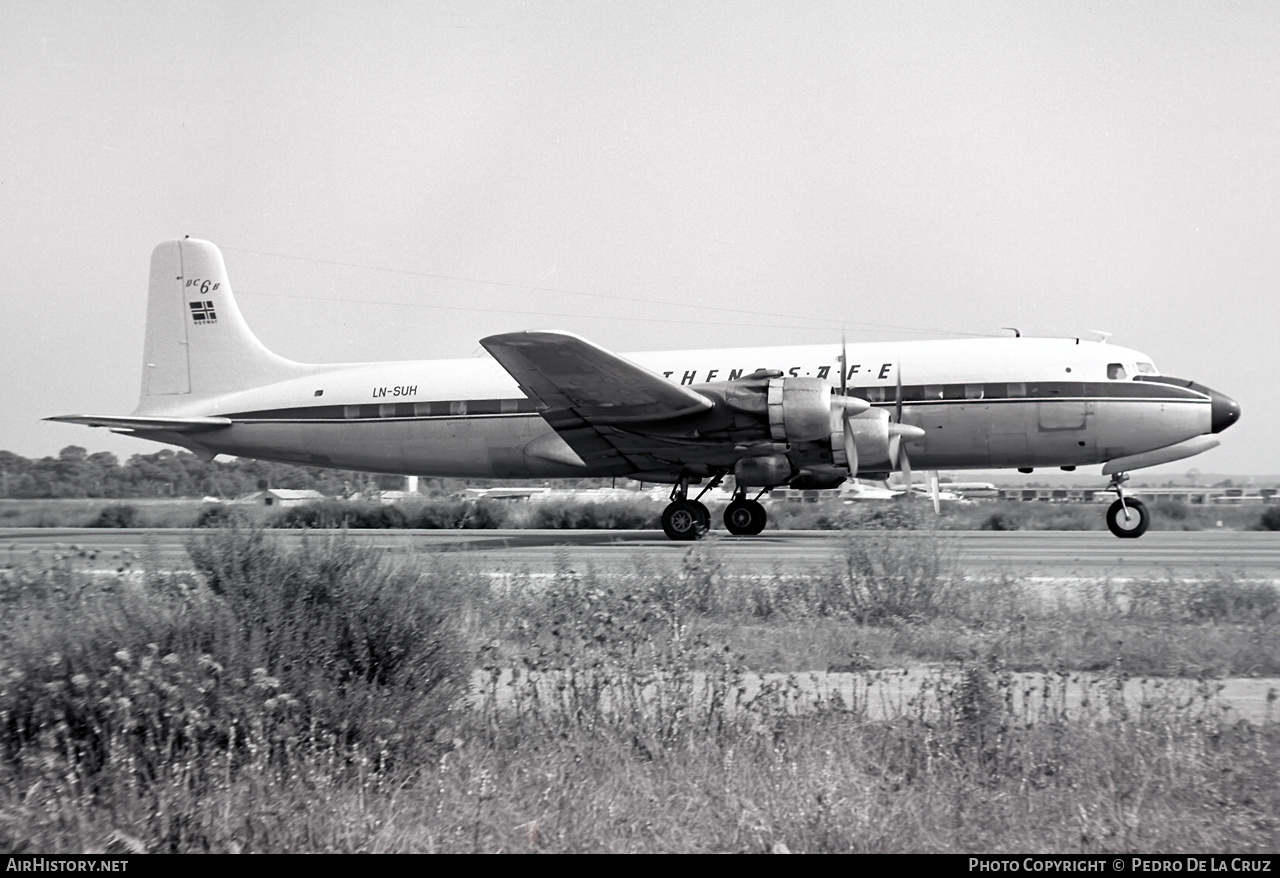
0, 530, 471, 851
1, 529, 1277, 852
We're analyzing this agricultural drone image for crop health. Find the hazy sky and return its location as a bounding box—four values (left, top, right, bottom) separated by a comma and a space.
3, 1, 1277, 475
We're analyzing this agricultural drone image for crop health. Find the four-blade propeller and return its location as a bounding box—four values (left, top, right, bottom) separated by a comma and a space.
886, 368, 926, 489
837, 333, 860, 478
836, 335, 924, 484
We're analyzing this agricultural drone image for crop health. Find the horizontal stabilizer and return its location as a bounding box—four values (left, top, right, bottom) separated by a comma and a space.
45, 414, 233, 433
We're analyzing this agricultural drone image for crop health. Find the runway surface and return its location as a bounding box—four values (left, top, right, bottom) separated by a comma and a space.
4, 527, 1278, 579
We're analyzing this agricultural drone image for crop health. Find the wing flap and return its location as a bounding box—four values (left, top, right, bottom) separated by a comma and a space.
46, 414, 233, 433
481, 331, 713, 424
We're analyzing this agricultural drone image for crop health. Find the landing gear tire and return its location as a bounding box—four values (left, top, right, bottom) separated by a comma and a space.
1106, 498, 1150, 539
662, 500, 710, 541
724, 499, 767, 535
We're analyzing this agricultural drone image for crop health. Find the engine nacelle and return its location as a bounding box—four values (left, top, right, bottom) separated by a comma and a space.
765, 377, 833, 443
718, 374, 834, 443
734, 454, 792, 487
710, 372, 882, 477
789, 471, 847, 490
831, 407, 894, 471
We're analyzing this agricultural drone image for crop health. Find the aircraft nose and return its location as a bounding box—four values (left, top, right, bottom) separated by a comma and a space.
1210, 389, 1241, 434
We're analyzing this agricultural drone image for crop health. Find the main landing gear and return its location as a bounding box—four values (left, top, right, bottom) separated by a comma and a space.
661, 477, 712, 540
662, 498, 710, 540
660, 476, 769, 540
724, 492, 767, 536
1105, 472, 1150, 539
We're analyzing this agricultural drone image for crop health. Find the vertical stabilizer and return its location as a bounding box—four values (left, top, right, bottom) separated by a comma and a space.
137, 239, 314, 410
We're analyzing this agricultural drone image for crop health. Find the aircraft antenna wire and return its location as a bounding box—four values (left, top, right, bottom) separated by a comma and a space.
222, 245, 996, 339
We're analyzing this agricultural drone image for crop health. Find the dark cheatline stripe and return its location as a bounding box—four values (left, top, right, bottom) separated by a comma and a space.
225, 397, 542, 422
846, 380, 1206, 404
221, 381, 1207, 423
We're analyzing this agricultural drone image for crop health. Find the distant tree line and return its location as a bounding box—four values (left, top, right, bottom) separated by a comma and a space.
0, 446, 413, 499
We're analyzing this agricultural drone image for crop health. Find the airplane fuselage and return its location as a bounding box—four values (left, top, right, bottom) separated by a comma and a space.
51, 239, 1241, 539
137, 336, 1219, 480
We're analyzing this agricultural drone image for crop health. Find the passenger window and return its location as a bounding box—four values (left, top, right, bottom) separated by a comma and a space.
964, 383, 985, 400
1136, 362, 1157, 374
1107, 363, 1127, 380
1007, 382, 1026, 397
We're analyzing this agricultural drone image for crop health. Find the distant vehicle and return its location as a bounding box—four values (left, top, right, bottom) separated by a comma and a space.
839, 481, 901, 501
460, 486, 551, 501
892, 484, 963, 503
938, 481, 1000, 499
51, 239, 1240, 540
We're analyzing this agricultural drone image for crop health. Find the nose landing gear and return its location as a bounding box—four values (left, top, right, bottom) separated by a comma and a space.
1105, 472, 1150, 539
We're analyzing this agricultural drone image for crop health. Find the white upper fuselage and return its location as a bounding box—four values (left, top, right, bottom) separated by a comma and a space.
132, 335, 1215, 479
139, 336, 1155, 417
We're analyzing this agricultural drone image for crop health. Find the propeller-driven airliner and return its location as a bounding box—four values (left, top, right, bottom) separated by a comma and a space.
49, 239, 1240, 540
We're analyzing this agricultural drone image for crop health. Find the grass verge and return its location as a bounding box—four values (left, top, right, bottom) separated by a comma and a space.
1, 529, 1277, 852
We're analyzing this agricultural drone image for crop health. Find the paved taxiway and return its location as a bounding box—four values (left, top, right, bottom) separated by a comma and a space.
4, 528, 1278, 579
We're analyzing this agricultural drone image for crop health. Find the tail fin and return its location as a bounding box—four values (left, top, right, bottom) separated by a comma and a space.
137, 239, 314, 408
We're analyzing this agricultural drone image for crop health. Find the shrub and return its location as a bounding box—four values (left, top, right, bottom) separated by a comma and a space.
739, 531, 962, 622
185, 529, 469, 746
831, 531, 960, 622
271, 499, 415, 528
980, 510, 1021, 531
195, 503, 252, 528
88, 504, 139, 528
1186, 576, 1280, 623
0, 529, 470, 787
475, 549, 745, 749
406, 499, 507, 529
1154, 499, 1190, 521
850, 502, 929, 530
528, 498, 661, 529
1260, 506, 1280, 532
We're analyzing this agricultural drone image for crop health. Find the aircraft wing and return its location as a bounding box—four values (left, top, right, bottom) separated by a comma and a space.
45, 414, 233, 433
481, 331, 715, 472
481, 331, 712, 423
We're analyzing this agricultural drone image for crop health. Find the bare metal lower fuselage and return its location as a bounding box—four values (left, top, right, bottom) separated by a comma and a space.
139, 358, 1217, 481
